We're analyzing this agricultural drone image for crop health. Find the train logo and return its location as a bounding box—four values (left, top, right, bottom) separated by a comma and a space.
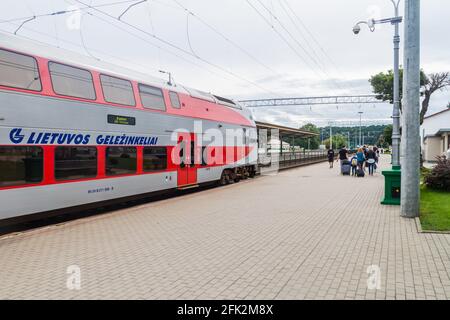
9, 128, 25, 144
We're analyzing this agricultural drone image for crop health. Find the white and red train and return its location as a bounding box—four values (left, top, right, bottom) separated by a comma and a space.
0, 32, 258, 225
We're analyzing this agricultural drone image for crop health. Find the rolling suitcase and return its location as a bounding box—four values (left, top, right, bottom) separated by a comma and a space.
341, 164, 351, 175
356, 168, 365, 177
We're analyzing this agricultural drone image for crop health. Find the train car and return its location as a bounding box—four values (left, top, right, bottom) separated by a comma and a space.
0, 32, 258, 225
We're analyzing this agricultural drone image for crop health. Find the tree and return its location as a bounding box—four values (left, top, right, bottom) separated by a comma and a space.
285, 123, 320, 150
382, 124, 393, 146
323, 134, 347, 149
420, 73, 450, 124
300, 123, 320, 150
369, 70, 450, 124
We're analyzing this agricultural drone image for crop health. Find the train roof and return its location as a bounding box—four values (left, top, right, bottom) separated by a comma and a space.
0, 31, 241, 108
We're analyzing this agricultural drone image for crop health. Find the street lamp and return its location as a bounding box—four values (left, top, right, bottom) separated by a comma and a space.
353, 0, 402, 169
358, 111, 364, 146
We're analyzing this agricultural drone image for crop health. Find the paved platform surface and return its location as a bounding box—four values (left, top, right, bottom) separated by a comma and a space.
0, 156, 449, 300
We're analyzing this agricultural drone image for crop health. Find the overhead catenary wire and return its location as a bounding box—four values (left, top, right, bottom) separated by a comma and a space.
0, 0, 140, 25
65, 3, 238, 85
277, 0, 325, 71
72, 0, 280, 96
1, 20, 210, 79
244, 0, 343, 95
281, 0, 346, 81
255, 0, 329, 77
171, 0, 283, 77
251, 0, 343, 93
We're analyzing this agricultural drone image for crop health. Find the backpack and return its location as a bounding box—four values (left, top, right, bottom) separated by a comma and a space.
351, 158, 358, 166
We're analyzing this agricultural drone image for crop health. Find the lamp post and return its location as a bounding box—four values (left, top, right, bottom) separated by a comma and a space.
358, 111, 364, 146
353, 1, 403, 206
353, 0, 402, 168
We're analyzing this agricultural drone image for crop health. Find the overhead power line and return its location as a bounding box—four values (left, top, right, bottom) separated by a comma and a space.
171, 0, 282, 77
255, 0, 329, 77
281, 0, 345, 80
252, 0, 343, 93
245, 0, 343, 95
0, 0, 139, 25
2, 19, 232, 82
73, 0, 280, 96
244, 0, 318, 77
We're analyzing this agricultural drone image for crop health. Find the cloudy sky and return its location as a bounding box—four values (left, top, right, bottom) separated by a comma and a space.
1, 0, 449, 127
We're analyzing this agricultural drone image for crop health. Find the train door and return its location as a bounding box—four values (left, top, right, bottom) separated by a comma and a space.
177, 132, 198, 188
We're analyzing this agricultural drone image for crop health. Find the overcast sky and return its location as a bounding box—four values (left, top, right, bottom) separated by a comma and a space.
1, 0, 449, 127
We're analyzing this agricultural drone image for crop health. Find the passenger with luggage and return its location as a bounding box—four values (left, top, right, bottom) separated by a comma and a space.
338, 146, 349, 167
366, 147, 377, 176
350, 154, 358, 177
356, 148, 365, 172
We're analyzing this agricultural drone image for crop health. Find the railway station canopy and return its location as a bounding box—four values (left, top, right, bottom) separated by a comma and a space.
255, 121, 319, 139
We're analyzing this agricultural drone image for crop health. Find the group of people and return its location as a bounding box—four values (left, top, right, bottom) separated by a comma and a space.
327, 145, 380, 177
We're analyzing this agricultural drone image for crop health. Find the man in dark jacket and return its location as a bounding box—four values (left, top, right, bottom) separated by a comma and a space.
327, 148, 335, 168
338, 146, 349, 167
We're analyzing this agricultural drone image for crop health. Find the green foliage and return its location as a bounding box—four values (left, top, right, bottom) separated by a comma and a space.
382, 124, 393, 146
320, 125, 386, 148
420, 185, 450, 231
284, 123, 320, 150
323, 134, 347, 149
424, 156, 450, 191
369, 69, 427, 107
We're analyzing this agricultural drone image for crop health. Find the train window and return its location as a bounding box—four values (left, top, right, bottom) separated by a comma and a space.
143, 147, 167, 172
169, 91, 181, 109
49, 62, 96, 100
100, 74, 135, 106
106, 147, 137, 176
55, 147, 97, 181
0, 147, 43, 187
138, 84, 166, 111
0, 49, 41, 91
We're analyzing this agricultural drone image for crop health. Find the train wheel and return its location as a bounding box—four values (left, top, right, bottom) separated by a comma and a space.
219, 171, 227, 185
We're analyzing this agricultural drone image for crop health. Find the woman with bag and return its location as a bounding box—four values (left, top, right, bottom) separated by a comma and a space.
366, 147, 377, 176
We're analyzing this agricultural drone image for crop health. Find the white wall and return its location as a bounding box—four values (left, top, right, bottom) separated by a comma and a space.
420, 111, 450, 161
420, 111, 450, 139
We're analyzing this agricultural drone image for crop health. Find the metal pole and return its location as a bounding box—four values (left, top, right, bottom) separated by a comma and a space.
392, 0, 401, 168
401, 0, 420, 218
329, 125, 333, 150
358, 112, 363, 146
347, 132, 350, 148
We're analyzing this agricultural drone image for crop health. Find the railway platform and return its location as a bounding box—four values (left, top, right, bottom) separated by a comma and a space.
0, 155, 449, 300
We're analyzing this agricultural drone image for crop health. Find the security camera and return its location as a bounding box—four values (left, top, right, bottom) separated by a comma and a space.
353, 24, 361, 35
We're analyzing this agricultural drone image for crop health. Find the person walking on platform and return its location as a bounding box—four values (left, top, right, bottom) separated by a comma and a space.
366, 147, 377, 176
327, 148, 335, 168
338, 146, 349, 167
350, 153, 358, 177
356, 148, 365, 170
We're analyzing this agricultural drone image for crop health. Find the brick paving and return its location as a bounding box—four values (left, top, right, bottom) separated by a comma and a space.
0, 155, 449, 300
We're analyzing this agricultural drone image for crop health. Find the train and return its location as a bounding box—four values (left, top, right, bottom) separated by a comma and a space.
0, 32, 258, 225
